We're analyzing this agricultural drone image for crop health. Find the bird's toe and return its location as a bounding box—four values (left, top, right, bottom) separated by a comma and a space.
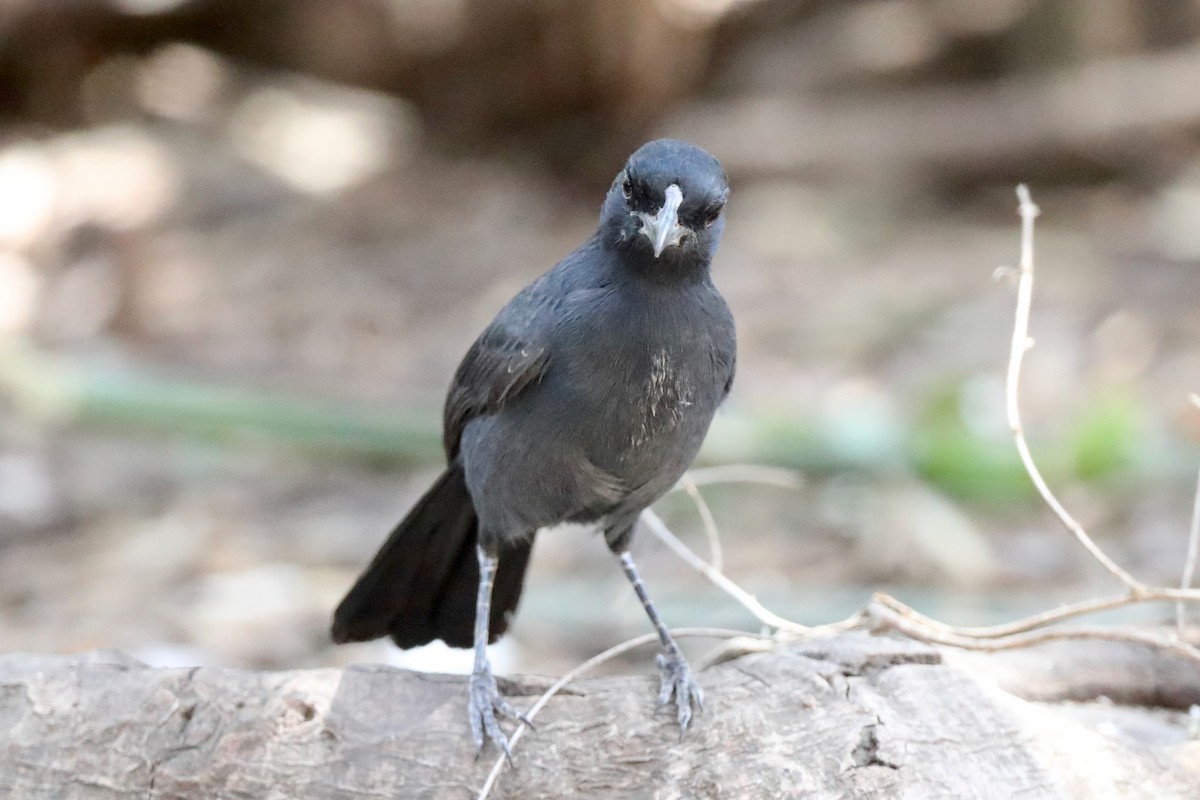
653, 650, 703, 736
468, 669, 519, 763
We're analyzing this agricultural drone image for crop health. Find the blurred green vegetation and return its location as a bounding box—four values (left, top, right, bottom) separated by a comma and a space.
4, 342, 1184, 507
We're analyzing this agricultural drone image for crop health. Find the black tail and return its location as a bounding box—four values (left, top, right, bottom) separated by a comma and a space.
331, 465, 533, 649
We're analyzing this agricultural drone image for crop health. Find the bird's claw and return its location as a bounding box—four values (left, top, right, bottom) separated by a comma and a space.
468, 668, 528, 763
655, 650, 704, 737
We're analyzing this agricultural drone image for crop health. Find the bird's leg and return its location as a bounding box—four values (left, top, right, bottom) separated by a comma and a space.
468, 543, 527, 762
617, 550, 704, 735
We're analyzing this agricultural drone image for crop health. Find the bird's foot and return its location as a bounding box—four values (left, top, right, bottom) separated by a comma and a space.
655, 649, 704, 737
468, 667, 530, 763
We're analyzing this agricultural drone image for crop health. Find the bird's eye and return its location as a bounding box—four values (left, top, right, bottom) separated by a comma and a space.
621, 176, 633, 199
703, 206, 722, 227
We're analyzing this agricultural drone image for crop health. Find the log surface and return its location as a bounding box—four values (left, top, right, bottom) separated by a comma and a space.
2, 634, 1198, 799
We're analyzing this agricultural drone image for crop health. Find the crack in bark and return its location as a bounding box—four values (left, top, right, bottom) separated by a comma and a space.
851, 722, 899, 770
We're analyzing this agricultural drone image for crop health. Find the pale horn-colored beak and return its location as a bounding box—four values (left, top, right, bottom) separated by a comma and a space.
636, 183, 687, 258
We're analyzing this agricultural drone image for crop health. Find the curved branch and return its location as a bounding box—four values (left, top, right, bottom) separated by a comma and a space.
1007, 185, 1145, 592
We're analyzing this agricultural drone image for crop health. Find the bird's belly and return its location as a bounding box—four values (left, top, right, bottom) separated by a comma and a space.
460, 357, 719, 536
567, 351, 720, 493
589, 388, 707, 471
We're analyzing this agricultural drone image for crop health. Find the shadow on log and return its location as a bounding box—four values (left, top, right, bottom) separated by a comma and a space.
2, 633, 1199, 799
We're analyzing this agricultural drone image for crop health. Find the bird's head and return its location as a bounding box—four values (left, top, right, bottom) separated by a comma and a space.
601, 139, 729, 269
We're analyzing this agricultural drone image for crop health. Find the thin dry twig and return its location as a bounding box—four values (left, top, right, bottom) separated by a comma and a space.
680, 464, 804, 490
866, 599, 1200, 664
667, 464, 805, 588
1007, 185, 1146, 593
1181, 394, 1200, 635
641, 508, 816, 636
679, 473, 724, 571
476, 627, 772, 800
872, 187, 1200, 661
875, 588, 1200, 641
1179, 454, 1200, 634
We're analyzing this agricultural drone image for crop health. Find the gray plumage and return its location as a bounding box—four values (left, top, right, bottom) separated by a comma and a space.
333, 138, 736, 755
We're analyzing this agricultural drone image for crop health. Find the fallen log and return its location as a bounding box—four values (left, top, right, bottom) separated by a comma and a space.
2, 633, 1198, 799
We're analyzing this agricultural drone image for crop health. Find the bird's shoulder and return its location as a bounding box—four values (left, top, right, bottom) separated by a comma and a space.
441, 240, 602, 458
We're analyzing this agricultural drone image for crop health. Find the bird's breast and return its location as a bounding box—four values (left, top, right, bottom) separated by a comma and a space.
629, 347, 696, 446
552, 287, 726, 478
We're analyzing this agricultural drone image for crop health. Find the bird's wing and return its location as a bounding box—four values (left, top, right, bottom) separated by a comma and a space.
442, 279, 556, 460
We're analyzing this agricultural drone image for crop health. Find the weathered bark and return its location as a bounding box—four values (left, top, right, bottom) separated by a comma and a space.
2, 633, 1198, 799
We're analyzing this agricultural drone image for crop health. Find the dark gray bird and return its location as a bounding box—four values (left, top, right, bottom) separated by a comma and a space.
331, 139, 736, 757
